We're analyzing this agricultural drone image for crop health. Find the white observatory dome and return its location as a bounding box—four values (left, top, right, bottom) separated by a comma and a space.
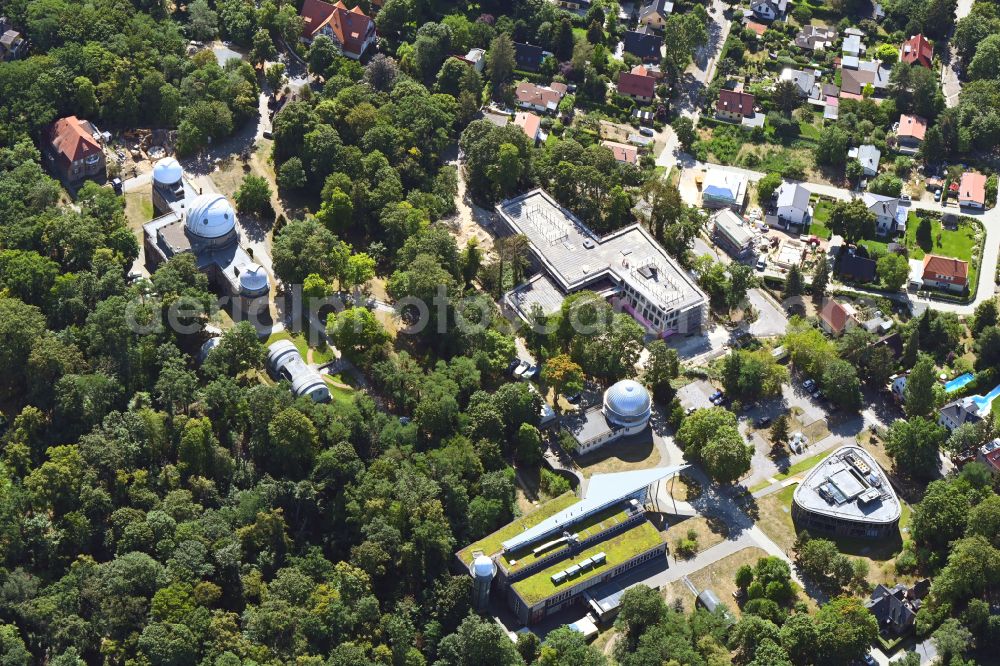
472, 554, 495, 577
152, 157, 183, 186
185, 193, 236, 239
603, 379, 652, 428
239, 263, 269, 295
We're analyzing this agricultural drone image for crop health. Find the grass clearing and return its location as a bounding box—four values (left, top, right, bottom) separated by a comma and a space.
124, 191, 154, 230
665, 546, 769, 614
664, 515, 729, 557
577, 434, 661, 477
808, 199, 834, 239
755, 483, 798, 553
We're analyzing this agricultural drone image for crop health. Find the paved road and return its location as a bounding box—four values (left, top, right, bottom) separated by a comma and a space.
941, 0, 975, 108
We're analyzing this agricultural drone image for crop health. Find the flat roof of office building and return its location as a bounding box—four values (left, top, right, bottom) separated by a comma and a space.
793, 445, 900, 525
497, 190, 707, 315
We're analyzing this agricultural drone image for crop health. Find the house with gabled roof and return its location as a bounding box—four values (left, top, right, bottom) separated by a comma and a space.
299, 0, 376, 59
900, 34, 933, 68
922, 254, 969, 292
617, 68, 655, 102
622, 28, 664, 62
44, 116, 105, 184
818, 298, 859, 336
638, 0, 674, 28
850, 144, 881, 177
958, 172, 987, 209
863, 192, 906, 236
513, 42, 550, 72
896, 114, 927, 153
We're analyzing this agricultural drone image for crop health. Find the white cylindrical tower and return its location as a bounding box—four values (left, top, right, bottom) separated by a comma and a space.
152, 157, 183, 188
471, 554, 496, 612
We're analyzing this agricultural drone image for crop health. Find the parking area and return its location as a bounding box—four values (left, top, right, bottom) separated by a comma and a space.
677, 379, 718, 412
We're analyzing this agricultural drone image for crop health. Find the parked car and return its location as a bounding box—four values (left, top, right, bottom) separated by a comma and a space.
802, 379, 816, 391
756, 258, 767, 271
899, 193, 911, 203
709, 390, 723, 402
639, 127, 655, 137
934, 188, 942, 201
711, 392, 727, 405
862, 655, 877, 666
685, 406, 697, 415
507, 359, 521, 375
513, 361, 530, 378
522, 365, 539, 381
756, 416, 772, 428
566, 393, 582, 404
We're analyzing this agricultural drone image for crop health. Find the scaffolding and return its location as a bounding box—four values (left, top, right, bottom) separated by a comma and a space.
523, 201, 571, 245
629, 257, 684, 307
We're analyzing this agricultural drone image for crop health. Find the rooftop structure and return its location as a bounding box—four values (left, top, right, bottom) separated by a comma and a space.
716, 89, 755, 121
897, 114, 927, 151
515, 81, 566, 113
780, 67, 817, 97
841, 60, 891, 95
794, 25, 836, 50
44, 116, 105, 183
513, 42, 549, 71
818, 298, 859, 335
979, 439, 1000, 475
939, 385, 1000, 431
863, 192, 905, 236
267, 340, 331, 402
513, 111, 542, 143
866, 581, 929, 636
622, 29, 663, 61
497, 189, 708, 337
775, 181, 811, 226
711, 209, 756, 258
638, 0, 674, 28
602, 140, 639, 165
850, 144, 881, 177
958, 172, 987, 208
792, 446, 901, 538
617, 70, 656, 100
921, 254, 969, 292
456, 467, 684, 624
843, 33, 865, 56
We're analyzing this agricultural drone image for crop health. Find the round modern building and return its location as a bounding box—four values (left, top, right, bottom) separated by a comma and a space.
152, 157, 183, 187
603, 379, 652, 429
185, 193, 238, 246
239, 263, 270, 299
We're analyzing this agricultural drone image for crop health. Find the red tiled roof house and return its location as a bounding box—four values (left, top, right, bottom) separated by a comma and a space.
617, 69, 655, 103
818, 299, 859, 336
514, 82, 566, 114
300, 0, 376, 60
716, 89, 755, 123
900, 34, 933, 68
896, 114, 927, 152
513, 111, 542, 144
44, 116, 105, 184
958, 172, 987, 209
922, 254, 969, 293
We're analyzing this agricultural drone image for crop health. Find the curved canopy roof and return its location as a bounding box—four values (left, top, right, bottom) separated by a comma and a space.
186, 193, 236, 239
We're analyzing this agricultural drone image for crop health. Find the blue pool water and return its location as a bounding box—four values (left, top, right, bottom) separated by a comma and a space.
972, 383, 1000, 412
944, 372, 975, 393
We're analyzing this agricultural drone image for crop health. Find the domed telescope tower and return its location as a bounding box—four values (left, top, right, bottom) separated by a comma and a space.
470, 553, 496, 612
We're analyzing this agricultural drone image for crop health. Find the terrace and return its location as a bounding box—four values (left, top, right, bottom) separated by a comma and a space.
510, 521, 663, 605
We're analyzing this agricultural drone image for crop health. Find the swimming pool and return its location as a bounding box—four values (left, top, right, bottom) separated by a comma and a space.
972, 383, 1000, 413
944, 372, 975, 393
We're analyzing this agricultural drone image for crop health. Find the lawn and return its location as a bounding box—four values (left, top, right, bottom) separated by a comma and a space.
750, 449, 829, 492
903, 213, 979, 262
265, 329, 335, 364
511, 521, 663, 604
577, 434, 661, 478
664, 515, 729, 558
456, 492, 578, 561
664, 547, 769, 614
808, 200, 834, 239
755, 483, 798, 553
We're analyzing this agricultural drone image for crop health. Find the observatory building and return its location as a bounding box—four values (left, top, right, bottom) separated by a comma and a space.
563, 379, 653, 454
792, 446, 900, 539
455, 466, 685, 626
497, 189, 708, 338
266, 340, 331, 403
142, 157, 270, 309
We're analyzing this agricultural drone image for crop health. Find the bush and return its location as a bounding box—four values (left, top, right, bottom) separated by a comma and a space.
539, 467, 571, 496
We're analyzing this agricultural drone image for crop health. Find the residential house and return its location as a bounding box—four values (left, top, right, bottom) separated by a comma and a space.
744, 20, 768, 39
513, 112, 542, 144
824, 95, 840, 121
939, 396, 984, 431
835, 249, 877, 283
711, 209, 756, 259
453, 48, 485, 73
622, 29, 663, 62
794, 25, 836, 51
552, 0, 592, 9
750, 0, 787, 21
716, 89, 755, 123
850, 144, 881, 177
638, 0, 674, 28
44, 116, 105, 184
515, 82, 566, 113
896, 114, 927, 153
775, 181, 811, 227
863, 192, 905, 236
958, 172, 987, 209
865, 581, 929, 637
602, 141, 639, 166
617, 69, 656, 103
978, 439, 1000, 476
842, 33, 865, 57
818, 299, 860, 336
0, 22, 25, 61
701, 169, 748, 210
780, 68, 818, 98
841, 60, 891, 96
299, 0, 376, 59
922, 254, 969, 292
900, 34, 933, 68
513, 42, 550, 72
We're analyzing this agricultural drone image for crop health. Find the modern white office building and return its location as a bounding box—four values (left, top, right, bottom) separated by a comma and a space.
498, 189, 708, 338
